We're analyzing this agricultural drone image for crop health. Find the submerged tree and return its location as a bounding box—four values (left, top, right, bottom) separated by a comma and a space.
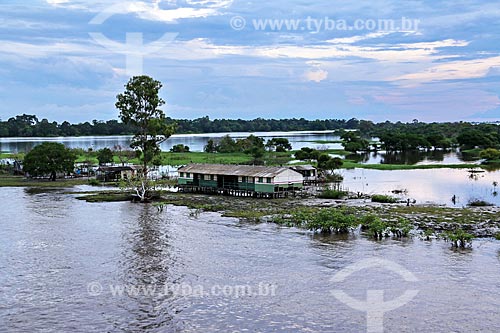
23, 142, 76, 181
115, 75, 176, 201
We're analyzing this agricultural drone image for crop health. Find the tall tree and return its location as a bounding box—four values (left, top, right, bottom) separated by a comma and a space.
96, 148, 114, 165
23, 143, 76, 181
115, 76, 175, 201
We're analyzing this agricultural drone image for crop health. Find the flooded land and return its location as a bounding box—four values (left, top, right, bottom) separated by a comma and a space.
1, 133, 500, 332
1, 186, 500, 332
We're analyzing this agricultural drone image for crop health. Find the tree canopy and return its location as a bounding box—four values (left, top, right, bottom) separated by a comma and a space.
23, 142, 76, 181
116, 75, 176, 177
115, 75, 175, 201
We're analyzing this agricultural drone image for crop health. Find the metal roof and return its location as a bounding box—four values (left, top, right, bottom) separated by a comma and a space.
178, 164, 301, 178
96, 166, 140, 172
290, 165, 316, 171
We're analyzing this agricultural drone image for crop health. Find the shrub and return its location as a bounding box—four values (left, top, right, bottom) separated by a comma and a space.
468, 199, 493, 207
88, 178, 101, 186
289, 207, 356, 234
480, 148, 500, 161
361, 215, 388, 239
318, 189, 348, 199
371, 194, 398, 203
305, 208, 357, 234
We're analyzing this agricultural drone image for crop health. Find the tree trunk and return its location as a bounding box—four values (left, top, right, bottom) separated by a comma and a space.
51, 171, 56, 181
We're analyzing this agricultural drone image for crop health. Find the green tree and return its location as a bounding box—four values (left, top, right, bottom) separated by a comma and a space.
204, 139, 217, 153
480, 148, 500, 161
170, 144, 190, 153
97, 148, 114, 165
217, 135, 238, 153
457, 129, 495, 149
23, 142, 76, 181
266, 138, 292, 152
115, 75, 176, 201
340, 131, 369, 152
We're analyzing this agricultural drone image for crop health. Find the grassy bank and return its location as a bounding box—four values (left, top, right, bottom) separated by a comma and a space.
341, 160, 482, 170
0, 175, 90, 187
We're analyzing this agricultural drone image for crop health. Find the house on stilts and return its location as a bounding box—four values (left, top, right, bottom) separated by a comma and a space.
177, 164, 304, 198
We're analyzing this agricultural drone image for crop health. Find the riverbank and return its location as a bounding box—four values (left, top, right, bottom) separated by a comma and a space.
0, 175, 91, 187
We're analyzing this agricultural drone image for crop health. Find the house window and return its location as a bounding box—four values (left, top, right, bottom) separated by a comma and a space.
210, 175, 215, 181
179, 172, 184, 177
242, 176, 247, 183
186, 173, 191, 178
266, 177, 272, 184
258, 177, 263, 183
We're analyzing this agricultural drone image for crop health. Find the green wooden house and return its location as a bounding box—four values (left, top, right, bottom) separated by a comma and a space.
177, 164, 304, 197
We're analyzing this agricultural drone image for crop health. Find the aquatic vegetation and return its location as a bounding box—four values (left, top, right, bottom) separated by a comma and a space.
443, 229, 474, 248
362, 215, 389, 240
305, 208, 357, 234
371, 194, 398, 203
286, 207, 357, 234
361, 215, 413, 239
422, 229, 435, 241
390, 218, 413, 238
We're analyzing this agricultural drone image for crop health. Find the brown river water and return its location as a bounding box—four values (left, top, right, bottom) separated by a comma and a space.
1, 186, 500, 332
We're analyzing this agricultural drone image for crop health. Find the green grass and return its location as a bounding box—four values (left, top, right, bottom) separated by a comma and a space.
0, 175, 90, 187
341, 160, 481, 170
161, 152, 254, 166
299, 140, 343, 144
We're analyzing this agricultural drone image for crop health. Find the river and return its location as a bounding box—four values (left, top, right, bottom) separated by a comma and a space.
2, 132, 499, 207
0, 131, 344, 153
1, 187, 500, 332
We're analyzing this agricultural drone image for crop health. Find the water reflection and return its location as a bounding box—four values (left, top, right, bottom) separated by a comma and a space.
340, 168, 500, 207
0, 131, 343, 153
349, 149, 479, 166
114, 205, 180, 332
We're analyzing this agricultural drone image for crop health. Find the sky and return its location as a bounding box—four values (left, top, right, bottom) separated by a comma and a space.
1, 0, 500, 123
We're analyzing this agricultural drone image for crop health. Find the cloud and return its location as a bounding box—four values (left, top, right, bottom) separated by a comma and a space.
303, 61, 328, 82
326, 32, 394, 45
394, 56, 500, 85
50, 0, 233, 21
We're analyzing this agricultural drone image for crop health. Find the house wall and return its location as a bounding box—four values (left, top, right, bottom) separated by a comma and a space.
274, 169, 304, 184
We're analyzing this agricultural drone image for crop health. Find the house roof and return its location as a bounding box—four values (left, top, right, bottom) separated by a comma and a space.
178, 164, 301, 178
96, 165, 140, 172
290, 165, 316, 171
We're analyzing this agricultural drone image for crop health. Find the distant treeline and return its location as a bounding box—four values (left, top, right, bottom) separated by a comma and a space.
0, 114, 358, 137
0, 115, 499, 151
